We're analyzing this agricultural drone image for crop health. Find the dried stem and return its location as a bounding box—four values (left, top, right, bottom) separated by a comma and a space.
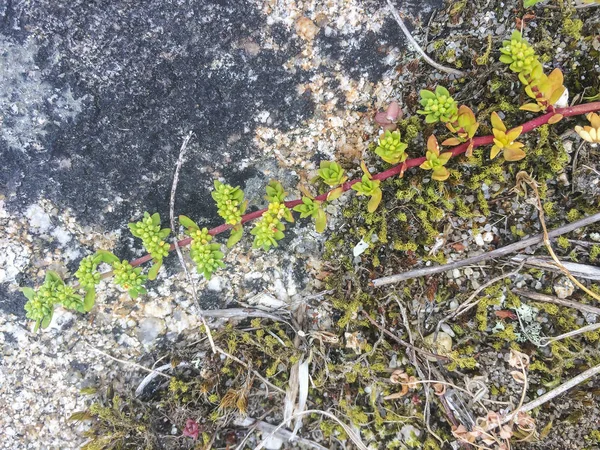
85, 341, 173, 379
361, 310, 450, 361
386, 0, 466, 77
513, 289, 600, 316
374, 211, 600, 287
516, 172, 600, 301
486, 362, 600, 431
168, 131, 217, 354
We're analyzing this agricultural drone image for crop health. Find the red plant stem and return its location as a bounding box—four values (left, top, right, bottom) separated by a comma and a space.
130, 101, 600, 268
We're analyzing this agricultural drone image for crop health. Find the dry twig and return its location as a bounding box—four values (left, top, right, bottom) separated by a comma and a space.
169, 131, 217, 354
85, 341, 173, 379
513, 289, 600, 316
386, 0, 466, 77
486, 362, 600, 432
373, 212, 600, 287
361, 310, 450, 361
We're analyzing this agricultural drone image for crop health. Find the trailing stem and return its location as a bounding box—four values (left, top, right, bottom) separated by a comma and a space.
127, 101, 600, 270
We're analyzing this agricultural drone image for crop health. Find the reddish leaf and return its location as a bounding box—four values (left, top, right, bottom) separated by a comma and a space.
495, 310, 517, 320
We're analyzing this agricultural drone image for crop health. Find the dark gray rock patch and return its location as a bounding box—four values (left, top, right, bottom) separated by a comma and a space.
1, 0, 314, 232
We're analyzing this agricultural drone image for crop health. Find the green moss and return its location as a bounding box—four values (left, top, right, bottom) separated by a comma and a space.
543, 201, 556, 218
562, 17, 583, 40
590, 245, 600, 261
567, 208, 581, 222
557, 236, 570, 249
477, 190, 490, 216
494, 324, 518, 342
393, 241, 418, 252
529, 360, 551, 373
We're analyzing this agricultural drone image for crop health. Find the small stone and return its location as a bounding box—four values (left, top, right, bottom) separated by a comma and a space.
483, 231, 494, 243
452, 268, 461, 279
474, 233, 485, 246
137, 317, 166, 345
295, 17, 319, 41
449, 300, 459, 310
464, 267, 474, 277
423, 331, 453, 361
554, 277, 575, 299
207, 276, 222, 292
144, 300, 172, 318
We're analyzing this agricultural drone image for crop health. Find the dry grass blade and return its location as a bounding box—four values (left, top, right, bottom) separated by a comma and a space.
168, 130, 217, 353
372, 212, 600, 287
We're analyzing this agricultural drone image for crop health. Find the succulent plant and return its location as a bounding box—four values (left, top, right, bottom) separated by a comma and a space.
129, 212, 170, 279
499, 31, 539, 75
375, 130, 409, 165
251, 182, 294, 251
112, 260, 148, 299
75, 255, 101, 290
293, 196, 327, 233
23, 271, 85, 330
212, 180, 246, 226
352, 163, 382, 212
419, 135, 452, 181
444, 106, 480, 152
189, 228, 225, 280
575, 112, 600, 145
490, 112, 526, 161
418, 86, 459, 124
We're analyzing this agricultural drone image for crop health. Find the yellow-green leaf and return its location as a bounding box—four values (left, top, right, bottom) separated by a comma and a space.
367, 189, 382, 213
327, 187, 344, 201
520, 103, 542, 112
148, 260, 162, 281
315, 208, 327, 233
547, 113, 563, 124
441, 137, 461, 146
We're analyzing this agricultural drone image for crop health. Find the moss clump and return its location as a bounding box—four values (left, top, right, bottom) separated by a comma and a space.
562, 17, 583, 40
557, 236, 570, 249
590, 245, 600, 261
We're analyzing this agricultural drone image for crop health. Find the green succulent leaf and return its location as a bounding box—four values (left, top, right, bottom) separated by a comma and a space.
227, 224, 244, 248
212, 181, 246, 225
317, 161, 347, 186
130, 212, 170, 261
21, 287, 36, 301
148, 260, 162, 281
41, 313, 53, 329
179, 215, 198, 231
83, 288, 96, 312
315, 207, 327, 233
95, 250, 119, 265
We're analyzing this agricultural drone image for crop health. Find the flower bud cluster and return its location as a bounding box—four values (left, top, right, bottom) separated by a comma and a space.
129, 212, 170, 261
212, 181, 245, 225
188, 228, 225, 280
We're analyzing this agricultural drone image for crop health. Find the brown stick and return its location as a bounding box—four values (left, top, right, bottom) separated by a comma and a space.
513, 289, 600, 316
372, 212, 600, 287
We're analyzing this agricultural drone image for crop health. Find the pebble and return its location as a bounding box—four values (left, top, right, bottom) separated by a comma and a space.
554, 277, 575, 299
453, 268, 461, 279
144, 300, 173, 318
474, 233, 485, 246
207, 276, 222, 292
137, 317, 166, 345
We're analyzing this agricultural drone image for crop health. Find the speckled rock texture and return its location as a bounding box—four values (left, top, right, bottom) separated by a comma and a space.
0, 0, 440, 448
